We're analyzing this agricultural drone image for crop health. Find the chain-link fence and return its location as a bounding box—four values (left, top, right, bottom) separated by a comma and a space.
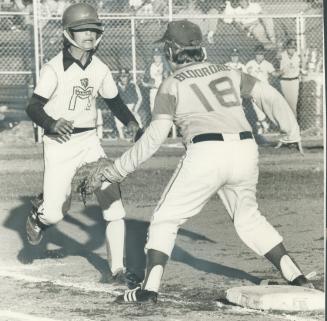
0, 0, 324, 140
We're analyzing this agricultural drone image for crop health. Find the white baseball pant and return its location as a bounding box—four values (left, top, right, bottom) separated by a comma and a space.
146, 137, 283, 257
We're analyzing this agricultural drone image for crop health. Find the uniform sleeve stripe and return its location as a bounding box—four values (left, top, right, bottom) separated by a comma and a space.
240, 72, 258, 98
153, 93, 176, 116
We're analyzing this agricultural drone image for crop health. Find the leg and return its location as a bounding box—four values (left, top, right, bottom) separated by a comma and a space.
280, 80, 299, 117
26, 139, 77, 245
251, 22, 274, 48
81, 135, 133, 286
265, 243, 314, 287
95, 182, 126, 275
116, 144, 222, 303
218, 141, 311, 286
261, 17, 276, 43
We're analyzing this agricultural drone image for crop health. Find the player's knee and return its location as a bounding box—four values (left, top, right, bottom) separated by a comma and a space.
233, 209, 265, 233
146, 221, 179, 256
102, 199, 126, 221
41, 209, 64, 225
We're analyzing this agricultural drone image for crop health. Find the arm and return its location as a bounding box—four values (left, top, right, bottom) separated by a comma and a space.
250, 80, 301, 144
113, 117, 172, 178
26, 64, 74, 140
133, 83, 143, 113
26, 94, 54, 131
103, 80, 177, 181
103, 94, 137, 126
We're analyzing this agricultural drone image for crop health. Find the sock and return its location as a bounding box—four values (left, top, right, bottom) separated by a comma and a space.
106, 219, 125, 274
265, 242, 303, 282
143, 249, 169, 293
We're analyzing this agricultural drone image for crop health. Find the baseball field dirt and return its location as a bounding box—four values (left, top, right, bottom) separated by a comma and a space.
0, 125, 324, 321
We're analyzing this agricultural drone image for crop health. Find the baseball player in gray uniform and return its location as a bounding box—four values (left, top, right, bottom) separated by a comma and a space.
25, 3, 142, 287
101, 20, 310, 303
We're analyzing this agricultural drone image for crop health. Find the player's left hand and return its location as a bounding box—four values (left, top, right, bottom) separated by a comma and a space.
275, 141, 304, 156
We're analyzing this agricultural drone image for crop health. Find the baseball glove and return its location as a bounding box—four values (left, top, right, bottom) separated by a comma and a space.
72, 157, 114, 205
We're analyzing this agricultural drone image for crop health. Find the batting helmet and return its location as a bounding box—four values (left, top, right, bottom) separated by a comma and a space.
155, 20, 206, 64
62, 3, 103, 32
62, 3, 104, 50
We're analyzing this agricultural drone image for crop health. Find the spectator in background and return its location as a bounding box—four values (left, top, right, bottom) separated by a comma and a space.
177, 0, 209, 41
206, 0, 226, 44
245, 44, 279, 83
40, 0, 70, 17
115, 68, 143, 139
245, 45, 275, 140
225, 48, 246, 71
129, 0, 154, 15
223, 0, 276, 49
142, 47, 170, 115
278, 39, 300, 117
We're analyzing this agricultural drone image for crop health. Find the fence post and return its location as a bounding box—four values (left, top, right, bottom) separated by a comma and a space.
168, 0, 173, 21
32, 0, 43, 143
131, 17, 137, 84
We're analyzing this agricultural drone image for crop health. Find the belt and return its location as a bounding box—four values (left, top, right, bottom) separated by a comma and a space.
44, 127, 95, 135
191, 131, 253, 144
72, 127, 95, 134
280, 77, 299, 81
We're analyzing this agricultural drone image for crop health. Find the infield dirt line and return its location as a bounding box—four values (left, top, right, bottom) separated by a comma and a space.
0, 309, 65, 321
0, 269, 322, 321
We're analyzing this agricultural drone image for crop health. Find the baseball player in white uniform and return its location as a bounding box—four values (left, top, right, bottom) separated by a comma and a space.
245, 45, 277, 133
225, 48, 246, 72
223, 0, 276, 49
279, 39, 300, 117
25, 3, 142, 287
115, 68, 143, 139
245, 44, 277, 82
101, 21, 310, 303
142, 48, 169, 113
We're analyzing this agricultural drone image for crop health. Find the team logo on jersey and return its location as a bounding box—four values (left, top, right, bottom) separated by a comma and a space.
69, 78, 94, 111
80, 78, 89, 89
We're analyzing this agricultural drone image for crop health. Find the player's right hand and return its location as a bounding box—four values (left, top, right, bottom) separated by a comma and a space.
49, 118, 74, 143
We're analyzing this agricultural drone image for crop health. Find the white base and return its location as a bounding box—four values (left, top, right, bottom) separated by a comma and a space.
226, 285, 325, 311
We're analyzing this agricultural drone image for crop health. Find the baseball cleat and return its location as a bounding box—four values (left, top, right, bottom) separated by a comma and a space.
115, 287, 158, 304
289, 275, 315, 289
110, 268, 127, 285
26, 211, 45, 246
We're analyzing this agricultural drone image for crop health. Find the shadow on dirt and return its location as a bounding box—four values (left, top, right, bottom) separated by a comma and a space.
125, 219, 260, 284
4, 197, 260, 285
4, 197, 109, 278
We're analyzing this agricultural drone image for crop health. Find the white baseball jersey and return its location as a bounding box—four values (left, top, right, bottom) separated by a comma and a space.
223, 1, 262, 26
150, 62, 164, 88
152, 62, 252, 144
116, 61, 301, 177
280, 51, 300, 78
225, 61, 246, 72
34, 51, 118, 128
234, 2, 262, 27
245, 59, 275, 82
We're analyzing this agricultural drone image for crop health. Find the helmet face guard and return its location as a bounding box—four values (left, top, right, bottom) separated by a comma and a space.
164, 40, 206, 64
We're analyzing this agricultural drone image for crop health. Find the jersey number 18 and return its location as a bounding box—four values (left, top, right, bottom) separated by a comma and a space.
190, 76, 241, 111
